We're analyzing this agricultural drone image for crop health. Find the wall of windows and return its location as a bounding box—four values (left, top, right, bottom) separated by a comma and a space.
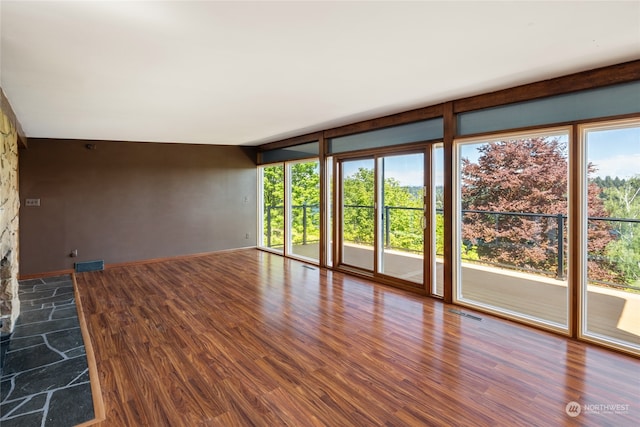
257, 62, 640, 355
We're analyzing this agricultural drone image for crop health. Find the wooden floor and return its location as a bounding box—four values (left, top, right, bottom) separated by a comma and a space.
75, 249, 639, 426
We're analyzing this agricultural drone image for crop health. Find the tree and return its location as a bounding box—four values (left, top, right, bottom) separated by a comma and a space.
262, 165, 284, 247
262, 162, 321, 248
290, 162, 320, 244
384, 179, 422, 252
596, 176, 640, 286
461, 137, 614, 280
342, 167, 425, 251
342, 167, 375, 245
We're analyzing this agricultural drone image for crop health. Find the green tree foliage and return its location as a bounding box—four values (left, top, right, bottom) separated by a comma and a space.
291, 162, 320, 245
262, 162, 320, 248
461, 137, 613, 279
593, 176, 640, 287
329, 166, 427, 251
383, 179, 423, 252
342, 167, 375, 245
262, 165, 284, 247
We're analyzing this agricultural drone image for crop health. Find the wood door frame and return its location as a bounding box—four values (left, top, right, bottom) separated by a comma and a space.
333, 144, 439, 293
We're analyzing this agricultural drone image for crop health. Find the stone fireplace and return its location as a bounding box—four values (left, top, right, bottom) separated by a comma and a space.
1, 250, 19, 333
1, 93, 21, 334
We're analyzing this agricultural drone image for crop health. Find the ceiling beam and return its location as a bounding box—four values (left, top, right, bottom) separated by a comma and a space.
453, 59, 640, 113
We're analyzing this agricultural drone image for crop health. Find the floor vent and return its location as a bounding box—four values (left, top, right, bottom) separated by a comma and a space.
302, 265, 317, 270
75, 260, 104, 273
448, 308, 482, 321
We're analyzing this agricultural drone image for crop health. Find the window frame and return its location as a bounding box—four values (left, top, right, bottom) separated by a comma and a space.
452, 126, 573, 334
577, 117, 640, 355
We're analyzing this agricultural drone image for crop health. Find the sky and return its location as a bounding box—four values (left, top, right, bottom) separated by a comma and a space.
343, 154, 426, 187
587, 126, 639, 179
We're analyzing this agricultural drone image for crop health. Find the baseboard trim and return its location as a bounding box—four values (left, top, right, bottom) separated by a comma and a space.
104, 247, 257, 269
18, 247, 258, 278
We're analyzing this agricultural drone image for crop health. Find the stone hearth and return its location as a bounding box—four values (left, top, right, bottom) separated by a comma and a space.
0, 275, 95, 426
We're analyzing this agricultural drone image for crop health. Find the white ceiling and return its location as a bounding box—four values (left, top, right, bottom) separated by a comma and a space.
1, 1, 639, 146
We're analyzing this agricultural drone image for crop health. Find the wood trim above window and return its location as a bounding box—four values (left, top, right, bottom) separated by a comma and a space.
323, 104, 444, 139
453, 60, 640, 113
258, 131, 323, 152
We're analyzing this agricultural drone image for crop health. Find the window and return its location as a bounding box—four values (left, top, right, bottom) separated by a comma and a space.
340, 158, 376, 271
287, 160, 320, 261
258, 159, 320, 262
454, 128, 571, 330
580, 118, 640, 353
259, 164, 284, 252
432, 143, 444, 296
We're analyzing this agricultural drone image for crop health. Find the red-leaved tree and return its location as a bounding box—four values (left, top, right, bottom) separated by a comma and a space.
461, 137, 615, 280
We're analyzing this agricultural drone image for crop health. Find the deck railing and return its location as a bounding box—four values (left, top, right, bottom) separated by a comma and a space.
265, 204, 639, 291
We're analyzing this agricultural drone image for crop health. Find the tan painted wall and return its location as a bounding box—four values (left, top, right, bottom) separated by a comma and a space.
0, 99, 21, 332
19, 139, 257, 275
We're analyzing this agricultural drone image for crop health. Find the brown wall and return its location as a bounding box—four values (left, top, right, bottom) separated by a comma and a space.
19, 139, 257, 275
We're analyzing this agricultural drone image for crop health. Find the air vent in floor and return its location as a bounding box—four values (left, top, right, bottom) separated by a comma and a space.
448, 308, 482, 321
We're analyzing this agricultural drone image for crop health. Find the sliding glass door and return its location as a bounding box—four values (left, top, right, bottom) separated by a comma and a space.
338, 151, 429, 288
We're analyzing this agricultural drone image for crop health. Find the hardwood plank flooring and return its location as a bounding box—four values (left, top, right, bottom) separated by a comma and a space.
75, 249, 639, 426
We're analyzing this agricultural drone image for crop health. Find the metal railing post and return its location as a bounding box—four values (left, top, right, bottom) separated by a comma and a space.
302, 203, 308, 245
266, 206, 272, 247
385, 206, 391, 248
557, 214, 564, 279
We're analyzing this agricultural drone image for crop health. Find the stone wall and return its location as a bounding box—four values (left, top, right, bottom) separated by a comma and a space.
0, 101, 20, 333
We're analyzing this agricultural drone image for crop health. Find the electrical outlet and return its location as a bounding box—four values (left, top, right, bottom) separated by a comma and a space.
25, 198, 41, 207
245, 233, 250, 239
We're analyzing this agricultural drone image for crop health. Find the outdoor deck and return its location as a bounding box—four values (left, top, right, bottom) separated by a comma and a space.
290, 243, 640, 346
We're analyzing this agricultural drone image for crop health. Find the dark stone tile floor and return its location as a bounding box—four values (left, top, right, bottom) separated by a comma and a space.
0, 275, 95, 426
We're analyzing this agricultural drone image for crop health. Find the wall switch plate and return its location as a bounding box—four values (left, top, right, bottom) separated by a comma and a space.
25, 198, 41, 207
